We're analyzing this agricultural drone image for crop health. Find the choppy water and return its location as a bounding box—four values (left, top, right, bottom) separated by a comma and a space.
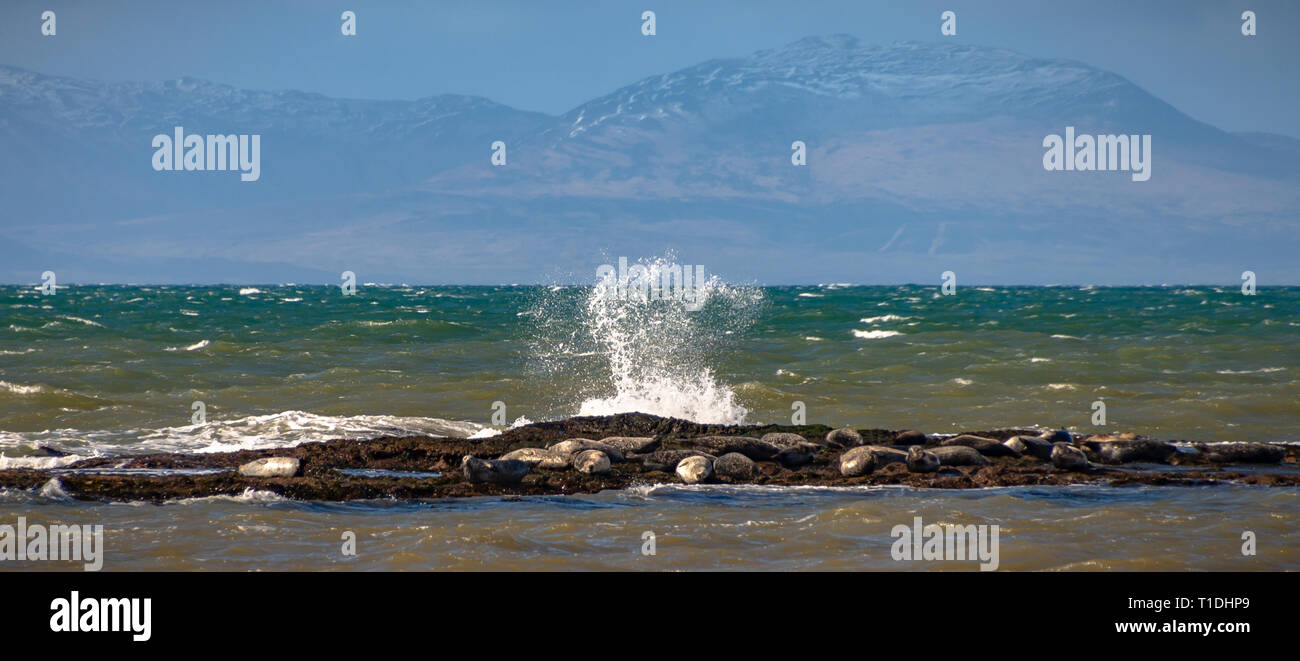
4, 483, 1295, 571
1, 281, 1297, 570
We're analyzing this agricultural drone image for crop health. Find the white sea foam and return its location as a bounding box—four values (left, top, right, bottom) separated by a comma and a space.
165, 339, 210, 352
59, 315, 105, 328
0, 380, 44, 395
852, 329, 901, 339
567, 256, 759, 425
39, 477, 72, 501
859, 314, 909, 324
0, 411, 488, 457
176, 487, 287, 505
238, 287, 262, 295
0, 453, 86, 469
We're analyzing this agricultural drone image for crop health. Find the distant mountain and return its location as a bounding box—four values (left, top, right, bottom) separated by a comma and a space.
2, 36, 1297, 285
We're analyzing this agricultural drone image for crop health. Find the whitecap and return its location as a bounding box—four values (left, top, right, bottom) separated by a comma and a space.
859, 314, 909, 324
852, 329, 901, 339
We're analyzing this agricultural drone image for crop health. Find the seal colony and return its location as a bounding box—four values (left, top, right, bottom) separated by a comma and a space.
0, 413, 1296, 503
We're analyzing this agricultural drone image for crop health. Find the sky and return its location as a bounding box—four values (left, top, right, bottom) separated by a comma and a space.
1, 0, 1298, 137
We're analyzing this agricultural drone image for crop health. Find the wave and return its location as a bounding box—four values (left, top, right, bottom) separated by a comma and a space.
852, 329, 901, 339
0, 410, 489, 457
58, 315, 105, 328
164, 339, 210, 351
529, 255, 761, 425
0, 380, 44, 395
576, 258, 757, 425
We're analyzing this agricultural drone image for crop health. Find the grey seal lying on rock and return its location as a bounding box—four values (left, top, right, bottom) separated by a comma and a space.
936, 435, 1020, 457
906, 446, 940, 473
1004, 435, 1054, 461
676, 455, 714, 484
462, 455, 530, 484
928, 445, 990, 467
573, 449, 611, 474
1049, 443, 1090, 471
825, 428, 863, 447
714, 452, 760, 480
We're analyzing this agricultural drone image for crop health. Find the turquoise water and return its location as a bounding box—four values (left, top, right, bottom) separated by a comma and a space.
1, 284, 1297, 462
2, 283, 1297, 571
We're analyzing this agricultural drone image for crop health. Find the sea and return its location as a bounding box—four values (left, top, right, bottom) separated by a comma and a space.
2, 279, 1297, 570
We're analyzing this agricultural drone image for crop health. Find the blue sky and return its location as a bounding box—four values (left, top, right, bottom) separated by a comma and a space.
2, 0, 1298, 137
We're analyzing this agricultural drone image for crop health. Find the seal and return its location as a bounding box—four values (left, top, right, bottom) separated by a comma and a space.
825, 427, 863, 448
461, 455, 530, 484
546, 438, 625, 462
866, 445, 909, 465
634, 450, 716, 472
680, 436, 780, 461
713, 452, 759, 480
937, 435, 1020, 457
839, 445, 907, 476
1038, 428, 1073, 445
1084, 439, 1176, 464
499, 447, 566, 468
676, 455, 713, 484
928, 445, 990, 467
760, 432, 810, 448
1194, 442, 1286, 464
839, 446, 876, 476
238, 457, 300, 478
572, 449, 611, 474
776, 443, 818, 468
1004, 435, 1053, 461
892, 430, 927, 446
1049, 443, 1090, 471
906, 446, 940, 473
598, 436, 660, 454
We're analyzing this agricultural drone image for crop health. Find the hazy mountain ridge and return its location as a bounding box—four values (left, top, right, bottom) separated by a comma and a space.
0, 36, 1296, 284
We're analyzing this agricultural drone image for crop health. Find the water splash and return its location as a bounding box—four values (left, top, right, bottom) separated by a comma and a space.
553, 256, 763, 425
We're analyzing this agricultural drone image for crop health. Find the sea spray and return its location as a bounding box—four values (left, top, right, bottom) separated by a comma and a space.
529, 256, 763, 425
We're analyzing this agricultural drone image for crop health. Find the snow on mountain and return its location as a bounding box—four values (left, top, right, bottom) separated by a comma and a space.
0, 36, 1296, 284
